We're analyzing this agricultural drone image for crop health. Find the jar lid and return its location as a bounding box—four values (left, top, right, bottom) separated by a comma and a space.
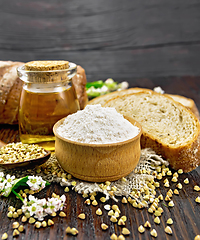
17, 61, 77, 83
25, 60, 69, 71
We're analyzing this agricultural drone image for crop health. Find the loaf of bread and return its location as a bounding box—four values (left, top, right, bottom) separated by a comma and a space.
104, 91, 200, 172
0, 61, 24, 124
0, 61, 88, 125
72, 65, 88, 109
88, 87, 200, 119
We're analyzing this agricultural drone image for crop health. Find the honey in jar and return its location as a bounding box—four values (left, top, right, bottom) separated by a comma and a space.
17, 61, 80, 151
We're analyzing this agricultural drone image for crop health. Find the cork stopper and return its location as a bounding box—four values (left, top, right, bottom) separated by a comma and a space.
24, 60, 71, 83
25, 61, 69, 71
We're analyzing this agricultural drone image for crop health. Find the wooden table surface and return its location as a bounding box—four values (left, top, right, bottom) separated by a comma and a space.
0, 77, 199, 240
1, 0, 200, 239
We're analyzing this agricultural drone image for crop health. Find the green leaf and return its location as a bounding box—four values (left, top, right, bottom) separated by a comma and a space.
45, 181, 50, 187
104, 81, 117, 90
87, 91, 101, 98
86, 80, 104, 89
12, 176, 29, 192
12, 189, 24, 202
3, 176, 29, 197
0, 174, 51, 204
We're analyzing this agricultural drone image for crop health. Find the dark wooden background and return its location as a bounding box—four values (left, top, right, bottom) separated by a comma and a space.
0, 2, 200, 239
0, 0, 200, 82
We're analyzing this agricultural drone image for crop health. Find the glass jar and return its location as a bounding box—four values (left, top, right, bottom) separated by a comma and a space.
17, 62, 80, 151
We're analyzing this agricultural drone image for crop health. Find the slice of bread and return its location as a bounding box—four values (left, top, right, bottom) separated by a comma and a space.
88, 88, 147, 106
168, 94, 199, 119
88, 88, 199, 119
104, 91, 200, 172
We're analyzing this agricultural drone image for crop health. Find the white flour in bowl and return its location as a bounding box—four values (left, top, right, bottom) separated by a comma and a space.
56, 104, 140, 144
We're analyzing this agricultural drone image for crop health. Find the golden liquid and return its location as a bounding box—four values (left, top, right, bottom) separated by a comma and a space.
19, 84, 80, 151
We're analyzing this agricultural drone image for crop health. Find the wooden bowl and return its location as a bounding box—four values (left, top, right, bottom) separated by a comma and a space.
53, 116, 142, 182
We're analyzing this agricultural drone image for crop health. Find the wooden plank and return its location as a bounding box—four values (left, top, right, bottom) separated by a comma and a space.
1, 44, 200, 81
0, 0, 200, 48
0, 0, 200, 79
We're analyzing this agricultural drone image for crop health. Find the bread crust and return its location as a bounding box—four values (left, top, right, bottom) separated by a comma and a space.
88, 87, 151, 106
104, 91, 200, 172
72, 65, 88, 110
141, 127, 200, 172
0, 61, 24, 124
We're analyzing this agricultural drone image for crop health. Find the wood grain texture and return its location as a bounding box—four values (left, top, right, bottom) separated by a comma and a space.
53, 116, 142, 182
0, 0, 200, 81
0, 0, 200, 237
0, 78, 199, 239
